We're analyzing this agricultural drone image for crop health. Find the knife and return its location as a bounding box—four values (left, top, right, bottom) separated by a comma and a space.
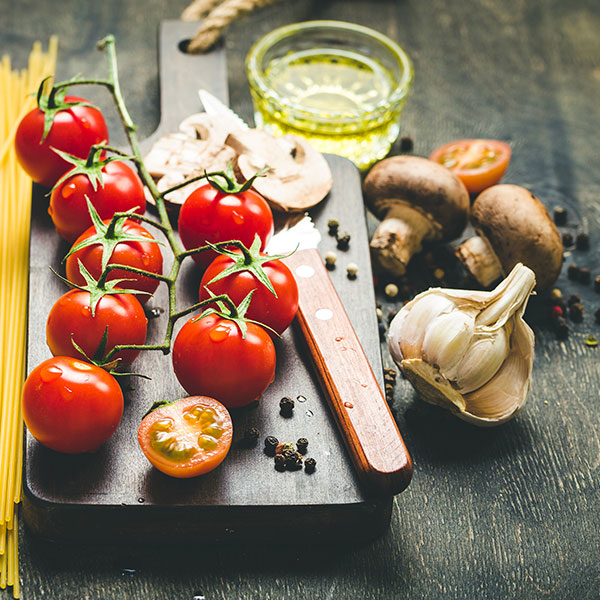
199, 90, 413, 496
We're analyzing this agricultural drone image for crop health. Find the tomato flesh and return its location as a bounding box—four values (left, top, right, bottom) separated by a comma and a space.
430, 139, 511, 195
22, 357, 124, 454
137, 396, 233, 478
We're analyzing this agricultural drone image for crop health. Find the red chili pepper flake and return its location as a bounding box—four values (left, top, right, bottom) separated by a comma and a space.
551, 305, 563, 319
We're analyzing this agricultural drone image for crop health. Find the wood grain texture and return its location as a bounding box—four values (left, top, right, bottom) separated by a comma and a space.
2, 0, 599, 598
286, 248, 412, 495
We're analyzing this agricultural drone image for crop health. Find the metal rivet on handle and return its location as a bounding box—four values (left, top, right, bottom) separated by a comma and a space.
315, 308, 333, 320
295, 265, 315, 278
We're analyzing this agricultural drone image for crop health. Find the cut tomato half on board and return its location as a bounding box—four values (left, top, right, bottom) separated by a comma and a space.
137, 396, 233, 478
429, 139, 511, 195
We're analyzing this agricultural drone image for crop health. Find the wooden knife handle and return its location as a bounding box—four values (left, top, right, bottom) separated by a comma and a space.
284, 248, 413, 496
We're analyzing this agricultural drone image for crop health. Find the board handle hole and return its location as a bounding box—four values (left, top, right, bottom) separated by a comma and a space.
178, 39, 192, 54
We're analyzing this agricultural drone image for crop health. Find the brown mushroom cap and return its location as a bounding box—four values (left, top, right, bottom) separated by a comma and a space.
363, 156, 470, 242
470, 184, 563, 291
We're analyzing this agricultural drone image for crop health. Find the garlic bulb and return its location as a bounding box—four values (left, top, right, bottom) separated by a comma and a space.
388, 263, 536, 426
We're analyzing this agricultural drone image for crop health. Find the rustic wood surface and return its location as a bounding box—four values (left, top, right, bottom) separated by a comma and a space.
2, 0, 599, 598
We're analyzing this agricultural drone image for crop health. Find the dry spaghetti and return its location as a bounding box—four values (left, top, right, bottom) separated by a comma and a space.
0, 36, 57, 599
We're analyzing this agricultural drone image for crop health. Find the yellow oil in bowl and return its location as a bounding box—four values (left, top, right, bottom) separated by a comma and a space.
246, 21, 413, 170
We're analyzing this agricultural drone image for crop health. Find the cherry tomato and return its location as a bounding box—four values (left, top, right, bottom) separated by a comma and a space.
178, 184, 274, 271
49, 160, 146, 242
15, 95, 108, 188
199, 251, 298, 335
65, 219, 163, 302
22, 356, 123, 454
172, 313, 276, 408
46, 290, 148, 364
429, 139, 511, 195
137, 396, 233, 478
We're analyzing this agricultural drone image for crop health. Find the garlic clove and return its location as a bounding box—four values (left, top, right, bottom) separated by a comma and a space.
449, 328, 509, 394
421, 310, 475, 375
460, 319, 534, 425
392, 292, 456, 359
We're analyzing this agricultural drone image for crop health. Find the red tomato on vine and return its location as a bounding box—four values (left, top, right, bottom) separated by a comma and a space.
178, 167, 273, 271
15, 83, 108, 188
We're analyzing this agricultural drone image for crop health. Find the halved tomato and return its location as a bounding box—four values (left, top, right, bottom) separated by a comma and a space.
137, 396, 233, 478
429, 139, 511, 195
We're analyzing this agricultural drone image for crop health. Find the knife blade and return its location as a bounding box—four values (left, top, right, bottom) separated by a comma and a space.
199, 90, 412, 496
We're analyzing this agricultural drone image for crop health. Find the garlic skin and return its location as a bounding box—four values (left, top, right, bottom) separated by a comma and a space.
387, 263, 536, 426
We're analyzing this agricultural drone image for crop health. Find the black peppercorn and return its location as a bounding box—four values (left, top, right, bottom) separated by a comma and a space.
567, 264, 580, 281
554, 316, 569, 339
147, 307, 164, 319
553, 206, 567, 225
264, 436, 279, 456
575, 232, 590, 251
562, 232, 574, 247
239, 427, 260, 448
285, 451, 303, 471
383, 367, 397, 383
578, 267, 591, 285
304, 457, 317, 473
568, 294, 581, 306
568, 302, 584, 322
399, 136, 414, 153
336, 232, 351, 250
296, 438, 309, 454
279, 396, 295, 417
274, 454, 286, 471
594, 308, 600, 324
387, 309, 398, 324
327, 219, 339, 236
594, 275, 600, 294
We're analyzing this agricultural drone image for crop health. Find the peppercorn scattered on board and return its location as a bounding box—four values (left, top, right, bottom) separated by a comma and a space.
22, 22, 394, 543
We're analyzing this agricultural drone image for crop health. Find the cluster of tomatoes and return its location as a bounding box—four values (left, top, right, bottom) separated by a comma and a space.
18, 88, 298, 478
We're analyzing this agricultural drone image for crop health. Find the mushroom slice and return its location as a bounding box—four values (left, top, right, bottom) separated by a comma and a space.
178, 112, 237, 146
143, 134, 236, 210
226, 129, 333, 212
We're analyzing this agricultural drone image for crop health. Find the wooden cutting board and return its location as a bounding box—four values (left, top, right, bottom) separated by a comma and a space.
22, 21, 395, 543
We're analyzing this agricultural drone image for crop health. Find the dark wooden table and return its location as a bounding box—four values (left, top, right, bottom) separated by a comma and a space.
3, 1, 599, 598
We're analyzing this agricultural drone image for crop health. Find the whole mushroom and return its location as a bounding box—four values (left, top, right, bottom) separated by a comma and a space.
455, 184, 563, 291
363, 156, 470, 276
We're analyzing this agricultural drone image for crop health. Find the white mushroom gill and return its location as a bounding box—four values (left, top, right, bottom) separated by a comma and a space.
387, 263, 536, 426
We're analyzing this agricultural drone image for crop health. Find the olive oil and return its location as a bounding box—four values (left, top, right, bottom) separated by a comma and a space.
250, 49, 407, 170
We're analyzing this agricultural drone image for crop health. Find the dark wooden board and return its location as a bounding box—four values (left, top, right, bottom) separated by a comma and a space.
22, 21, 394, 543
3, 1, 600, 599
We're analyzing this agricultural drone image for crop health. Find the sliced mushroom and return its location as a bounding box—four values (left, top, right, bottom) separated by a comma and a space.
455, 184, 563, 291
363, 156, 470, 276
226, 129, 333, 212
143, 118, 237, 210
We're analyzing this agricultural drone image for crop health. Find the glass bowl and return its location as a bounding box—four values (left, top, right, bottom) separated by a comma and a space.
246, 20, 413, 170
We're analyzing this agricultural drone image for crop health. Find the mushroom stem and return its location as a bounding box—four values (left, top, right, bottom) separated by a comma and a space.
370, 204, 441, 276
455, 235, 503, 287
